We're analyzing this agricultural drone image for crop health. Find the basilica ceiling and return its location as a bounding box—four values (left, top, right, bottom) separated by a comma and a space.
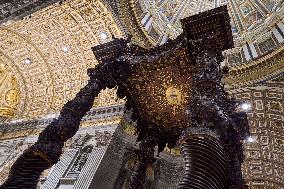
125, 0, 284, 44
0, 0, 125, 121
117, 0, 284, 86
119, 0, 284, 66
0, 0, 284, 121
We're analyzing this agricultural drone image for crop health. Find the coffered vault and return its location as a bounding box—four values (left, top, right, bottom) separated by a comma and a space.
0, 0, 125, 121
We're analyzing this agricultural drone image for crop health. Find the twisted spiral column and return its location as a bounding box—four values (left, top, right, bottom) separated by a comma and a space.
0, 67, 117, 189
178, 134, 229, 189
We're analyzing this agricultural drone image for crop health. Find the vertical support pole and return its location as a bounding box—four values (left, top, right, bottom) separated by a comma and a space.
179, 49, 248, 189
179, 51, 231, 189
223, 126, 248, 189
179, 6, 249, 187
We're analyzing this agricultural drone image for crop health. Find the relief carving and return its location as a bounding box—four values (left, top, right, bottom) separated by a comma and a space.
0, 61, 20, 120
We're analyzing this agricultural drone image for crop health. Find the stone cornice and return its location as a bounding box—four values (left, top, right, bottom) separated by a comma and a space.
224, 44, 284, 88
0, 104, 125, 140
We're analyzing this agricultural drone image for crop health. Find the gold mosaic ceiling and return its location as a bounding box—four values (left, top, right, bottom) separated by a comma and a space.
0, 0, 125, 121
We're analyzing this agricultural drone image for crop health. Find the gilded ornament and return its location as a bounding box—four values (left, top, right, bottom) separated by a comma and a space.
5, 89, 19, 107
0, 61, 20, 119
0, 108, 15, 117
165, 86, 182, 105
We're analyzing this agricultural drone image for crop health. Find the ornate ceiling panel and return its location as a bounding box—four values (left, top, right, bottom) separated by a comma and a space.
224, 45, 284, 87
0, 0, 125, 121
118, 0, 284, 67
133, 0, 284, 42
138, 0, 217, 40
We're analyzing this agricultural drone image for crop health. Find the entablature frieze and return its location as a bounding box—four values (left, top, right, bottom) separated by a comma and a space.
0, 104, 124, 140
224, 45, 284, 88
